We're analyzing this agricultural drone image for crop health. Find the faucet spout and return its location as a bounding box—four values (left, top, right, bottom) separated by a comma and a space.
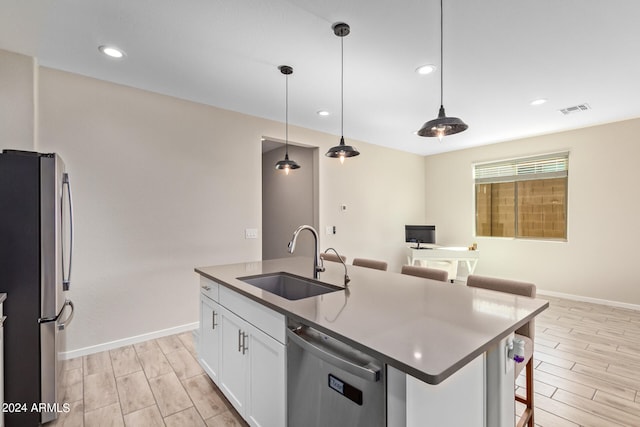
323, 247, 350, 287
288, 225, 324, 279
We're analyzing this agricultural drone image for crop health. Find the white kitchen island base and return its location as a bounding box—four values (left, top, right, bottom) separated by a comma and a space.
388, 336, 514, 427
196, 257, 546, 427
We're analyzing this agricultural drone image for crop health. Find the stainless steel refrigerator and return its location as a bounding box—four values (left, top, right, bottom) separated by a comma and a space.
0, 150, 75, 426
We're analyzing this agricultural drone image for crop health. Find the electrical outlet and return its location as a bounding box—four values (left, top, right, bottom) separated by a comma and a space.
326, 226, 333, 235
245, 228, 258, 239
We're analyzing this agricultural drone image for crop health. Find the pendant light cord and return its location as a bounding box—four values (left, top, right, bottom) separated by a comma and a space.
285, 71, 289, 155
440, 0, 444, 107
341, 34, 344, 138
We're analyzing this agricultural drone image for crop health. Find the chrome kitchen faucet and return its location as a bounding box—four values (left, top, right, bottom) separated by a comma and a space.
287, 225, 324, 279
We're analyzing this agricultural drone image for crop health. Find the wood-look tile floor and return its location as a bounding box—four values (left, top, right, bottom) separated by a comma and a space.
49, 295, 640, 427
50, 332, 248, 427
517, 295, 640, 427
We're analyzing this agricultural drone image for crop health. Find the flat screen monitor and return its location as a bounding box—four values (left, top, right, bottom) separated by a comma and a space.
405, 225, 436, 249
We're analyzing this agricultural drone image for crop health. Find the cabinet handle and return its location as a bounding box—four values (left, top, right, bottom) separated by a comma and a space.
211, 311, 217, 330
242, 332, 249, 355
201, 284, 212, 291
238, 329, 243, 352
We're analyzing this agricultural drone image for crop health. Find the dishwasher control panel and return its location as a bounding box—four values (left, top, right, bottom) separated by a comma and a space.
329, 374, 363, 405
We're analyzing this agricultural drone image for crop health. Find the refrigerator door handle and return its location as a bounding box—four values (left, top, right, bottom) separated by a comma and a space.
38, 299, 74, 328
57, 299, 74, 331
62, 172, 74, 291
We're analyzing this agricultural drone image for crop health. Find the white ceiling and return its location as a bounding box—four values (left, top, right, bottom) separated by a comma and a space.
2, 0, 639, 156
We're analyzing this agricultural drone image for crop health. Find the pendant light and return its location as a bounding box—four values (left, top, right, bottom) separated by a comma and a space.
326, 22, 360, 163
275, 65, 300, 175
417, 0, 468, 141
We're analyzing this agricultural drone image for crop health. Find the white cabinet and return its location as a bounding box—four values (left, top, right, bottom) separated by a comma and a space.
241, 311, 286, 427
198, 295, 220, 381
198, 278, 285, 427
219, 307, 248, 413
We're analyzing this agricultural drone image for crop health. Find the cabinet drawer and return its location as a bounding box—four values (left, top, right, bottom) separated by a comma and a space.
219, 286, 285, 344
200, 277, 219, 301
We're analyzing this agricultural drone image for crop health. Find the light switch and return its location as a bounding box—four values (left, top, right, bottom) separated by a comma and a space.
326, 226, 333, 235
245, 228, 258, 239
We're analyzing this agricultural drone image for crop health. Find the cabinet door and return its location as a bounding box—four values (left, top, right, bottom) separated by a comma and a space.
219, 308, 249, 415
245, 324, 286, 427
199, 295, 220, 381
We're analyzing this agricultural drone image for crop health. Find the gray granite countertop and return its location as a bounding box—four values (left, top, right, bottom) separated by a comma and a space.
195, 257, 548, 385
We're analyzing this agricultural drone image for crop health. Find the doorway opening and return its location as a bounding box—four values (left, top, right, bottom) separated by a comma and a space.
261, 139, 319, 260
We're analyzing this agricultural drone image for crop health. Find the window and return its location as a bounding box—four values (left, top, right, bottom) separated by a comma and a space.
474, 152, 568, 239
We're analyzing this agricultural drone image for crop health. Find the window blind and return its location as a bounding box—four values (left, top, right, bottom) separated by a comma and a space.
474, 152, 568, 183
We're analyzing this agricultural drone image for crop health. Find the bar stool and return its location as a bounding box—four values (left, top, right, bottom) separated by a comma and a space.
400, 265, 448, 282
320, 252, 347, 263
466, 275, 536, 427
352, 258, 388, 271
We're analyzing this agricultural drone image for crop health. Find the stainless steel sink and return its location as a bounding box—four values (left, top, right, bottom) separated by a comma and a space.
237, 272, 343, 300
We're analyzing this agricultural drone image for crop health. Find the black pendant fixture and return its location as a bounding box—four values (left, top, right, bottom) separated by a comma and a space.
326, 22, 360, 163
417, 0, 468, 141
275, 65, 300, 175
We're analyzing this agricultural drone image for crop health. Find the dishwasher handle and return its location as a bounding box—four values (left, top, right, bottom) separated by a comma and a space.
287, 328, 380, 382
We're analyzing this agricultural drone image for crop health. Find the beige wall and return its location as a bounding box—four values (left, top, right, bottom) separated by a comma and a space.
0, 50, 35, 150
424, 119, 640, 306
31, 63, 426, 353
38, 67, 265, 352
320, 142, 428, 270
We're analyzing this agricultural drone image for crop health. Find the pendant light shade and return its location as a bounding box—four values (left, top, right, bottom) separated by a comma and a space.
326, 136, 360, 164
326, 22, 360, 163
275, 65, 300, 174
417, 105, 468, 139
418, 0, 468, 141
274, 152, 299, 175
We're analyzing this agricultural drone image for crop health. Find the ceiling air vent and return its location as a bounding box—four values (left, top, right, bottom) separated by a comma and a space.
559, 103, 591, 115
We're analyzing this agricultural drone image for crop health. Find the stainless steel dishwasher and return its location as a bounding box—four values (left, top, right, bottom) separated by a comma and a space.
287, 322, 385, 427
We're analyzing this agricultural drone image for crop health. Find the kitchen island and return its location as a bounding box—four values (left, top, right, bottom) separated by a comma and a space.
195, 257, 548, 427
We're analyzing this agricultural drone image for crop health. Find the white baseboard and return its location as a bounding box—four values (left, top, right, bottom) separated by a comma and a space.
537, 289, 640, 312
61, 322, 199, 360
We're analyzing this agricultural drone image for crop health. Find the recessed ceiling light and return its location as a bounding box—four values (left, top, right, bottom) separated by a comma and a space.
415, 64, 436, 75
529, 98, 547, 106
98, 45, 126, 59
317, 110, 330, 117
